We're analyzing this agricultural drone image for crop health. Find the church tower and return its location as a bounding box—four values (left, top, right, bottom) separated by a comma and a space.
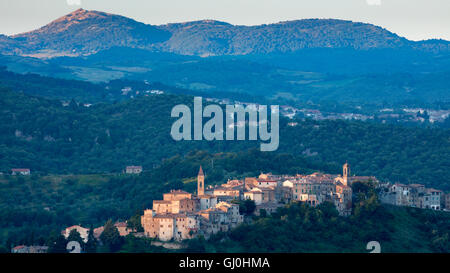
343, 162, 350, 186
197, 166, 205, 196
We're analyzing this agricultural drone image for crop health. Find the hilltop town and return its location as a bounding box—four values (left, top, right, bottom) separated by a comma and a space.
140, 163, 450, 242
8, 161, 450, 252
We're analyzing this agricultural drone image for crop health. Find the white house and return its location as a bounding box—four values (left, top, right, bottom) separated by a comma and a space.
62, 225, 89, 243
125, 166, 143, 174
244, 188, 263, 205
11, 168, 31, 175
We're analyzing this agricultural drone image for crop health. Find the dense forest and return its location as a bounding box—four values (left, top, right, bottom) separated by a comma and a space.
0, 84, 449, 190
0, 149, 327, 247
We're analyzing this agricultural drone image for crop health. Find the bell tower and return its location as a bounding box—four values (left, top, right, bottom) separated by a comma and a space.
343, 162, 350, 186
197, 166, 205, 196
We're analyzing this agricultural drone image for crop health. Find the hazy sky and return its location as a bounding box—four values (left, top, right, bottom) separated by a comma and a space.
1, 0, 449, 41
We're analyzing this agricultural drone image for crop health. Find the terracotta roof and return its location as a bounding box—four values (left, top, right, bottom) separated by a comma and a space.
11, 168, 30, 172
13, 245, 26, 250
349, 176, 376, 181
153, 213, 194, 219
114, 222, 127, 228
198, 166, 204, 176
126, 166, 142, 169
428, 188, 443, 193
153, 200, 172, 204
198, 194, 215, 198
168, 190, 191, 195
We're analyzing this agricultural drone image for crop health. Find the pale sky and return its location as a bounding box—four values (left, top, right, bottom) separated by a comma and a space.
0, 0, 449, 41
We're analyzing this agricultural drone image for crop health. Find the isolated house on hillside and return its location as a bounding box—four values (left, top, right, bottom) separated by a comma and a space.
11, 245, 48, 253
61, 225, 89, 243
11, 168, 30, 175
125, 166, 143, 174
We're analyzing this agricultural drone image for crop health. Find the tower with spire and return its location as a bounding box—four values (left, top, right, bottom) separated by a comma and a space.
197, 166, 205, 196
343, 162, 350, 186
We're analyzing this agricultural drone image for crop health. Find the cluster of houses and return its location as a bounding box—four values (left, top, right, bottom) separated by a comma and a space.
140, 163, 373, 242
10, 162, 450, 251
380, 183, 450, 211
6, 166, 145, 176
141, 167, 244, 241
11, 222, 133, 253
206, 96, 450, 125
11, 245, 48, 253
125, 165, 143, 174
60, 222, 133, 242
6, 166, 144, 176
10, 168, 31, 175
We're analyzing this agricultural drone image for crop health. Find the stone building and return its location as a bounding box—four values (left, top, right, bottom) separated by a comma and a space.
244, 188, 263, 205
125, 166, 142, 174
62, 225, 89, 243
11, 245, 48, 253
442, 193, 450, 211
141, 166, 244, 241
380, 183, 446, 211
290, 165, 352, 216
334, 182, 353, 216
423, 189, 442, 210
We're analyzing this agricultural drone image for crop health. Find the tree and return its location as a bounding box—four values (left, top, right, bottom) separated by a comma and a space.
259, 209, 268, 218
100, 220, 123, 253
84, 225, 97, 253
239, 199, 256, 216
47, 233, 68, 253
186, 236, 206, 253
317, 201, 339, 219
0, 245, 8, 253
127, 213, 144, 232
67, 229, 84, 247
119, 235, 155, 253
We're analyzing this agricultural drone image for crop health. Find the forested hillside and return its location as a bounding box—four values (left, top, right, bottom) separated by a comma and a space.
0, 85, 449, 189
0, 149, 324, 248
1, 161, 448, 253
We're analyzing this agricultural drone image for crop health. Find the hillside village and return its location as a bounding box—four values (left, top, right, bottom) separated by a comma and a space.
9, 162, 450, 252
139, 163, 450, 242
140, 165, 355, 242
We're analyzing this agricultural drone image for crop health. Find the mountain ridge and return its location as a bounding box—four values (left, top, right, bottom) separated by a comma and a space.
10, 8, 170, 56
2, 8, 449, 57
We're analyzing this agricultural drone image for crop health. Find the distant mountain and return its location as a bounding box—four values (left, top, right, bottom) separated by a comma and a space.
2, 8, 449, 57
1, 9, 449, 106
0, 35, 22, 54
10, 9, 170, 57
414, 39, 450, 53
157, 19, 412, 56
